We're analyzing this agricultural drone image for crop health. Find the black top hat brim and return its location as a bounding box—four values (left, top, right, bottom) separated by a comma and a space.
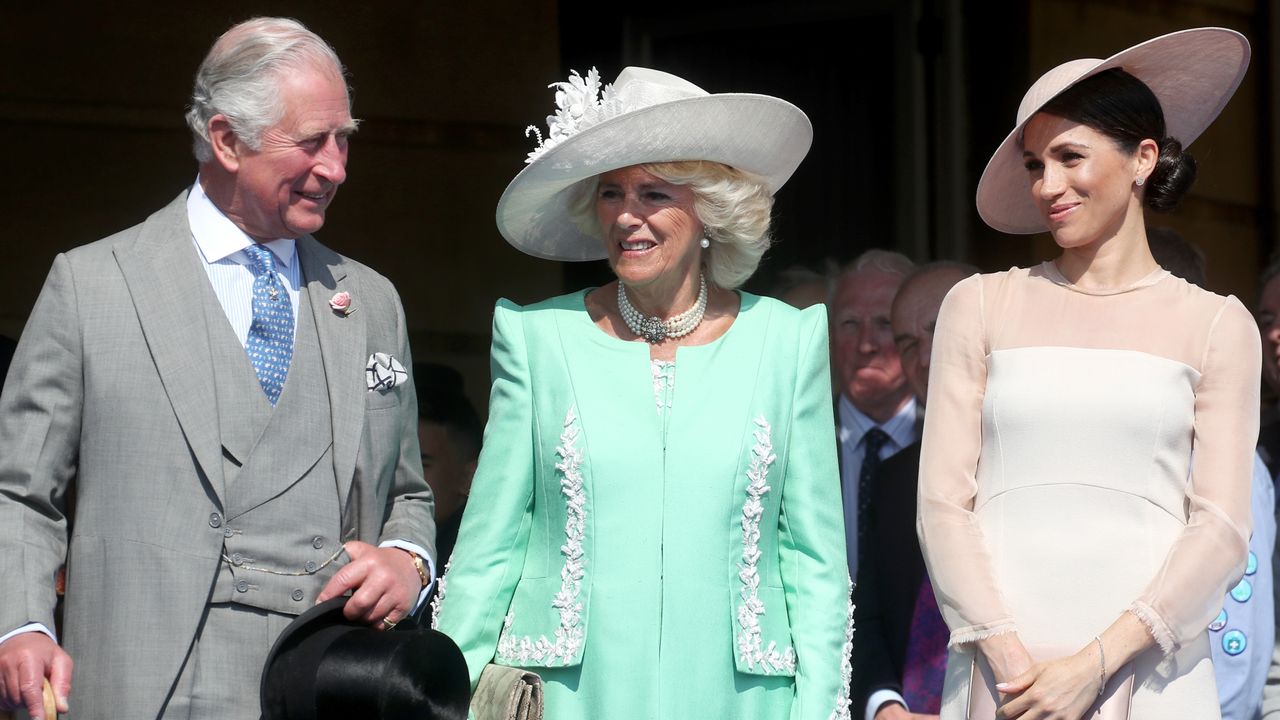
261, 597, 470, 720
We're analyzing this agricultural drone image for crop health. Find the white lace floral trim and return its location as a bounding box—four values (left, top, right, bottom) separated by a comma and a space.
735, 416, 796, 674
496, 406, 587, 665
828, 574, 855, 720
524, 68, 622, 163
651, 360, 676, 416
428, 559, 451, 629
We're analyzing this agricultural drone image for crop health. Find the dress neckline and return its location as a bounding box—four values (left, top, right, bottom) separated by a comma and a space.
1039, 261, 1170, 296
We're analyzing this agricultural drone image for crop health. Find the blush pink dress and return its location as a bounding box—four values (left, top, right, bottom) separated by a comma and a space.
917, 263, 1260, 719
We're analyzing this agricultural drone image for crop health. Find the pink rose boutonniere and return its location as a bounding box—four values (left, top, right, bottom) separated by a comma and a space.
329, 291, 354, 316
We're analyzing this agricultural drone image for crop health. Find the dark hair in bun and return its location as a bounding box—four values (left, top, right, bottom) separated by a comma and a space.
1040, 68, 1196, 211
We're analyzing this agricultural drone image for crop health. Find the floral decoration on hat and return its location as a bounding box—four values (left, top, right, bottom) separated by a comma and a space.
524, 68, 623, 163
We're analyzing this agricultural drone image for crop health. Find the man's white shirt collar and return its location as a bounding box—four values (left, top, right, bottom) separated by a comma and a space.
838, 394, 918, 450
187, 178, 296, 268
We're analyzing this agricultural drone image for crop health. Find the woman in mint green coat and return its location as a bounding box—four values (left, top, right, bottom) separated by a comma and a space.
432, 66, 851, 720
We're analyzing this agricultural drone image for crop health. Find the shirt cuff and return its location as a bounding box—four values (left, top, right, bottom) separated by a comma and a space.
866, 689, 908, 720
379, 539, 436, 612
0, 623, 57, 648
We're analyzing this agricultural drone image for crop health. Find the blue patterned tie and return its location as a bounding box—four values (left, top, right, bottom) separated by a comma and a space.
243, 244, 293, 405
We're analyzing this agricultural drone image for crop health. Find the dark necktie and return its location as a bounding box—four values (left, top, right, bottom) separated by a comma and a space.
901, 575, 948, 713
857, 427, 890, 566
243, 244, 294, 405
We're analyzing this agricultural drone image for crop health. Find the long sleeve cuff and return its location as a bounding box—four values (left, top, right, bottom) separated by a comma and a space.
0, 623, 56, 647
866, 689, 908, 720
380, 539, 436, 612
948, 618, 1017, 648
1127, 600, 1176, 655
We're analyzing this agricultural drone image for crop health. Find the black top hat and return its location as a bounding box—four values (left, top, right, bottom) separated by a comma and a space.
261, 597, 471, 720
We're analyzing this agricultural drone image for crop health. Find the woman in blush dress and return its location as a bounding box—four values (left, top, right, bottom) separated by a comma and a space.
431, 66, 851, 720
918, 28, 1257, 720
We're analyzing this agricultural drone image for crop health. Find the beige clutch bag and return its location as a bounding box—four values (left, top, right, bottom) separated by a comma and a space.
471, 663, 544, 720
967, 645, 1134, 720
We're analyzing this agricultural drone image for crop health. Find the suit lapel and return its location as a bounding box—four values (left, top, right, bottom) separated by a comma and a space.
297, 236, 365, 508
114, 192, 224, 505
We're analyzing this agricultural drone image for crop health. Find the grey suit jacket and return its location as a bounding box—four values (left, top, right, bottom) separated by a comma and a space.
0, 191, 435, 719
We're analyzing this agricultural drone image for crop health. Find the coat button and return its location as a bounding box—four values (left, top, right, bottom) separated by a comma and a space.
1209, 608, 1228, 632
231, 553, 244, 566
312, 536, 325, 550
235, 580, 249, 593
304, 561, 318, 573
208, 513, 223, 529
291, 589, 305, 602
1223, 630, 1247, 656
1230, 579, 1253, 603
223, 527, 235, 539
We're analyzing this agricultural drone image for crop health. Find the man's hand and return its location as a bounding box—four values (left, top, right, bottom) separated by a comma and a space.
874, 702, 939, 720
0, 633, 71, 719
316, 541, 422, 628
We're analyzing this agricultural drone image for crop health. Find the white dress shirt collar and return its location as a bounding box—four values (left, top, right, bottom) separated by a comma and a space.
838, 394, 918, 451
187, 178, 297, 269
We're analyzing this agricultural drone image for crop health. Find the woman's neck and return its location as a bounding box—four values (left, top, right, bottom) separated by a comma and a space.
1054, 210, 1159, 290
624, 269, 703, 318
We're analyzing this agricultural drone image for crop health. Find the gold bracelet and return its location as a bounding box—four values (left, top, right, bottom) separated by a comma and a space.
1093, 635, 1106, 697
405, 550, 430, 587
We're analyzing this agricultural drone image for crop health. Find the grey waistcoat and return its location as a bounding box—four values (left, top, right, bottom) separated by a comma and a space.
204, 282, 343, 615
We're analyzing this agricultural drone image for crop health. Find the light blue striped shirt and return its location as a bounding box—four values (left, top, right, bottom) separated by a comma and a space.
186, 179, 300, 346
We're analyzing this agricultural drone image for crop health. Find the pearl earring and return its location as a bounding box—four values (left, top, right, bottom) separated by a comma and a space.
700, 237, 710, 249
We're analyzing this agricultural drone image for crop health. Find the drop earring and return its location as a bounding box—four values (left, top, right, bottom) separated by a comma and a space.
700, 237, 710, 249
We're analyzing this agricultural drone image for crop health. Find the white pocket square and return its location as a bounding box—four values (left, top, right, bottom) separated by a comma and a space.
366, 352, 408, 392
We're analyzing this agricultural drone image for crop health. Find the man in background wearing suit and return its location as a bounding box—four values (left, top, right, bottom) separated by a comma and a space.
831, 249, 916, 583
0, 18, 435, 719
851, 261, 976, 720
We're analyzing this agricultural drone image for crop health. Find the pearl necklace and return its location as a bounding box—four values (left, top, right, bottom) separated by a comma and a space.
617, 274, 708, 344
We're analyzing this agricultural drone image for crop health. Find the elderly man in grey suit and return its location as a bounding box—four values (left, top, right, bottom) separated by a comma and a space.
0, 17, 436, 720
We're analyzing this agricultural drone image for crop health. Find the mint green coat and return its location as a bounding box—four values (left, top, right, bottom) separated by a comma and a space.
432, 291, 852, 720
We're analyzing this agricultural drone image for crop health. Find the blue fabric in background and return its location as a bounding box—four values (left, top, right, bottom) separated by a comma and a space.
1213, 452, 1276, 720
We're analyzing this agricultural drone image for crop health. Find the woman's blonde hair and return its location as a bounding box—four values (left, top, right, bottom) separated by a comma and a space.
566, 160, 775, 289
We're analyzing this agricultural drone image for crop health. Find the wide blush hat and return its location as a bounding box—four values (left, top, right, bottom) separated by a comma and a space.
496, 66, 813, 261
976, 27, 1250, 234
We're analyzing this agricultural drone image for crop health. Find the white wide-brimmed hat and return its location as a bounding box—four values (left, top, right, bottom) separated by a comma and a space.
495, 66, 813, 261
976, 27, 1250, 234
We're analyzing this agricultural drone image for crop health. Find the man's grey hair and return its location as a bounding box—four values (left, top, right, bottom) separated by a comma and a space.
185, 17, 350, 163
832, 250, 917, 303
841, 248, 916, 279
